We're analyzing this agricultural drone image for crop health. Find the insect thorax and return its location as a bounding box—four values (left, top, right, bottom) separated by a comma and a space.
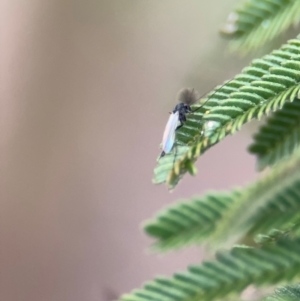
173, 103, 191, 114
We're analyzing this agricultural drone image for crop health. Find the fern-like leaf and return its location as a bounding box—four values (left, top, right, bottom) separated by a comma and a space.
264, 284, 300, 301
249, 98, 300, 170
144, 191, 240, 252
148, 151, 300, 252
221, 0, 300, 53
250, 210, 300, 241
212, 149, 300, 246
153, 37, 300, 189
120, 238, 300, 301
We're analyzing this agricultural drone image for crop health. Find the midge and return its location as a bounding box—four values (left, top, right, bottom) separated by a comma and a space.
159, 80, 232, 158
160, 87, 202, 158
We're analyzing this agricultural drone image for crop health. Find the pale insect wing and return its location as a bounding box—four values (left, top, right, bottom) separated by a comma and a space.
162, 111, 179, 154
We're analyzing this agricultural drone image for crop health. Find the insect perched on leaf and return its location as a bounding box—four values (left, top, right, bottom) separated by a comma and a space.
159, 80, 232, 159
159, 88, 204, 158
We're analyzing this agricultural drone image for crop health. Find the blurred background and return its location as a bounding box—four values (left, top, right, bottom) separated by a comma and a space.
2, 1, 259, 300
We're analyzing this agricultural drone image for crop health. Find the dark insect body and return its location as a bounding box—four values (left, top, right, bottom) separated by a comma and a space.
160, 88, 199, 158
159, 80, 232, 159
173, 103, 192, 130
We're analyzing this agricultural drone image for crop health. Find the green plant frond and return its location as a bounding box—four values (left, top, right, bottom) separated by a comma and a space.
249, 210, 300, 240
248, 98, 300, 170
211, 149, 300, 247
263, 284, 300, 301
221, 0, 300, 54
153, 37, 300, 189
153, 144, 300, 253
254, 229, 289, 245
144, 191, 240, 252
251, 215, 300, 246
149, 154, 300, 253
248, 167, 300, 239
119, 238, 300, 301
253, 223, 300, 245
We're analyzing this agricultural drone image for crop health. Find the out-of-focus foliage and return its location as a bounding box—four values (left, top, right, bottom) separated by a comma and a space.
149, 151, 300, 252
249, 98, 300, 170
121, 238, 300, 301
221, 0, 300, 54
264, 284, 300, 301
144, 191, 240, 252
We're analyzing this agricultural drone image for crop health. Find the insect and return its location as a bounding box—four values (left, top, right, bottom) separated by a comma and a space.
160, 88, 200, 158
159, 80, 232, 158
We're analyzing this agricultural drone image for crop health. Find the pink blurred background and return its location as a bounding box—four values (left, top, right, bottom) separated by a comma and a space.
2, 1, 259, 300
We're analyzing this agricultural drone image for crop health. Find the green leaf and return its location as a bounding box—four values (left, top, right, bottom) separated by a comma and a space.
250, 210, 300, 241
144, 191, 240, 252
264, 284, 300, 301
149, 151, 300, 252
154, 37, 300, 189
120, 238, 300, 301
221, 0, 300, 54
254, 229, 288, 245
212, 149, 300, 246
249, 98, 300, 170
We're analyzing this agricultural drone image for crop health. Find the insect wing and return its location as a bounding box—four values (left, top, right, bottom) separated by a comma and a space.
162, 111, 179, 154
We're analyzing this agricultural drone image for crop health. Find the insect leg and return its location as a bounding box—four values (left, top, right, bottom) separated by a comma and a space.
176, 115, 186, 130
176, 123, 184, 131
172, 143, 177, 170
159, 151, 166, 158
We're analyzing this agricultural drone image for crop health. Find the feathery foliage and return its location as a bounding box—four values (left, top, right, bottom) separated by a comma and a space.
120, 238, 300, 301
264, 284, 300, 301
154, 37, 300, 189
212, 150, 300, 245
221, 0, 300, 53
122, 3, 300, 301
148, 151, 300, 252
144, 191, 240, 252
249, 98, 300, 170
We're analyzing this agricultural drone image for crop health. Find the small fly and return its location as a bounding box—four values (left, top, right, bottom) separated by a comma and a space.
160, 88, 201, 158
159, 80, 232, 158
